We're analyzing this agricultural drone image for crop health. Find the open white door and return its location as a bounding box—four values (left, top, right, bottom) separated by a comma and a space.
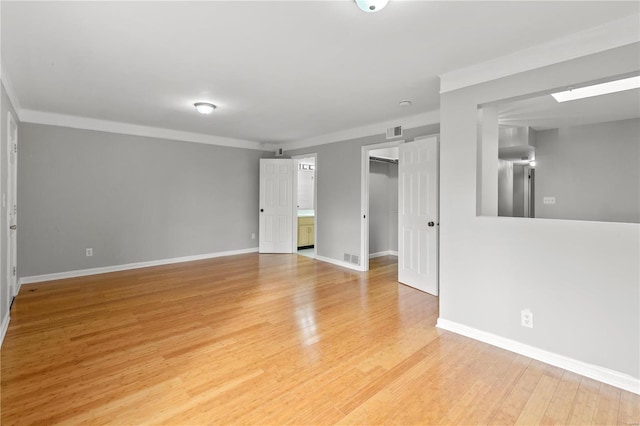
398, 136, 439, 295
259, 159, 294, 253
7, 112, 18, 297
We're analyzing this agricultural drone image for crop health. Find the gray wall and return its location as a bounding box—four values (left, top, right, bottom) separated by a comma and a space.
388, 163, 398, 252
535, 118, 640, 223
512, 164, 526, 218
286, 124, 439, 265
1, 83, 20, 326
497, 162, 527, 218
497, 159, 513, 217
18, 123, 268, 277
368, 161, 398, 255
369, 161, 390, 254
440, 43, 640, 378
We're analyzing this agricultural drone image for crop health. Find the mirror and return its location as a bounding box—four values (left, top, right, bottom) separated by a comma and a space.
477, 74, 640, 224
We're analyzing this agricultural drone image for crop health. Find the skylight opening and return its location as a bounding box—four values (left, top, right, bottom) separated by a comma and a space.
551, 76, 640, 103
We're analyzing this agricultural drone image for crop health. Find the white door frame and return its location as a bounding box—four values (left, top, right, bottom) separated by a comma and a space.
1, 107, 3, 313
292, 153, 317, 255
360, 140, 404, 272
7, 111, 18, 297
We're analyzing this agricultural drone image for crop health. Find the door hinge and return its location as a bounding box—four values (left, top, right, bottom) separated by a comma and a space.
13, 204, 17, 215
13, 143, 17, 154
12, 266, 16, 276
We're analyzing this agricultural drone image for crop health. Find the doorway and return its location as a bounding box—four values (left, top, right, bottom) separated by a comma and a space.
360, 141, 403, 271
360, 136, 440, 296
368, 148, 399, 261
293, 154, 317, 259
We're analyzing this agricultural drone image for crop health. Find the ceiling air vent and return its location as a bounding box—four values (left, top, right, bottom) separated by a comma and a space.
386, 125, 403, 139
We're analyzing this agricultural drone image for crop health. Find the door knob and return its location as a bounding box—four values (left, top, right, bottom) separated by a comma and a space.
260, 209, 264, 212
9, 225, 16, 230
428, 221, 435, 227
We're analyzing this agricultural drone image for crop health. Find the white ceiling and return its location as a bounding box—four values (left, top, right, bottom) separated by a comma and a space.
2, 1, 639, 146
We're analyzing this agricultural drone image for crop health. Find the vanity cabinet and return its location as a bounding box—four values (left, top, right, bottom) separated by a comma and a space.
297, 216, 315, 248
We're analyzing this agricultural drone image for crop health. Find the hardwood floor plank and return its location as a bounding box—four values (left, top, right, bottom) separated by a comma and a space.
540, 370, 582, 425
618, 386, 640, 425
2, 253, 638, 425
514, 374, 560, 425
592, 383, 621, 426
566, 376, 602, 425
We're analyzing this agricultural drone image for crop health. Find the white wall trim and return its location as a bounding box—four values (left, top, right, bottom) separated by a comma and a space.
436, 318, 640, 395
369, 251, 398, 259
283, 110, 440, 152
19, 109, 273, 151
440, 14, 640, 94
315, 254, 364, 272
0, 64, 22, 119
15, 276, 23, 297
0, 312, 10, 349
19, 247, 259, 285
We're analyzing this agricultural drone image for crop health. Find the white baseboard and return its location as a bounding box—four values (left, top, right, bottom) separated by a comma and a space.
315, 255, 363, 272
19, 247, 259, 285
369, 250, 398, 259
436, 318, 640, 395
0, 312, 10, 349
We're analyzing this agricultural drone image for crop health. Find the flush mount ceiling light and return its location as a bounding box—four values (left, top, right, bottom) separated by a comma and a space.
355, 0, 389, 13
194, 102, 217, 114
399, 100, 412, 107
551, 75, 640, 102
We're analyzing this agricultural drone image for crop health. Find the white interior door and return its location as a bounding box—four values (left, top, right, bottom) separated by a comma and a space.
398, 136, 439, 295
7, 112, 18, 297
259, 159, 294, 253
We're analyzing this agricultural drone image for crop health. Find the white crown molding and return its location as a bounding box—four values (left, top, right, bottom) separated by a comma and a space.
0, 64, 23, 119
19, 247, 259, 285
437, 318, 640, 395
440, 14, 640, 94
20, 109, 272, 151
281, 110, 440, 151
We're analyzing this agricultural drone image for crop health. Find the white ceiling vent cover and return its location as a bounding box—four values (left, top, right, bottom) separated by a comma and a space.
386, 126, 403, 139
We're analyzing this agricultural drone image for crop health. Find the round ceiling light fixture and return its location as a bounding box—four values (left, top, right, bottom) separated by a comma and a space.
355, 0, 389, 13
194, 102, 217, 114
399, 100, 412, 107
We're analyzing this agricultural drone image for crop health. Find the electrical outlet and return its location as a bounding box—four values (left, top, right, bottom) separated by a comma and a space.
86, 248, 93, 257
521, 308, 533, 328
251, 233, 256, 240
543, 196, 556, 205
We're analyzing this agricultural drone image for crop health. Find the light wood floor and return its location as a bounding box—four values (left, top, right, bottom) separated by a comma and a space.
2, 254, 638, 425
